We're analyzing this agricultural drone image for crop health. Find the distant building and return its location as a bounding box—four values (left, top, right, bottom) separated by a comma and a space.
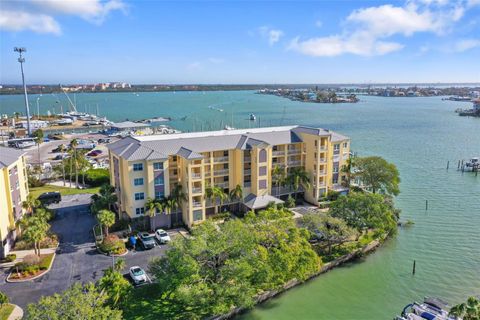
16, 120, 48, 130
0, 147, 29, 258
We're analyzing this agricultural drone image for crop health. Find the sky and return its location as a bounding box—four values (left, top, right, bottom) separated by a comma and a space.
1, 0, 480, 84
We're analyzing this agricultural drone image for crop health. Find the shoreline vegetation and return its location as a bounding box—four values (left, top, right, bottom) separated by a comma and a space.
1, 84, 479, 96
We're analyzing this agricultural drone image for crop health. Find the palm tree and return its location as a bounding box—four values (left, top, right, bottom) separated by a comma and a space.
272, 165, 286, 196
91, 184, 118, 214
70, 139, 79, 188
229, 184, 243, 212
287, 167, 311, 201
170, 184, 186, 214
145, 197, 162, 217
32, 129, 44, 167
19, 215, 50, 256
164, 196, 176, 215
341, 157, 356, 188
22, 194, 40, 214
76, 150, 90, 187
205, 185, 227, 213
97, 209, 115, 236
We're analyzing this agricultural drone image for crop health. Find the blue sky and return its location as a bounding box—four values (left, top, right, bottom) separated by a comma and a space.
1, 0, 480, 84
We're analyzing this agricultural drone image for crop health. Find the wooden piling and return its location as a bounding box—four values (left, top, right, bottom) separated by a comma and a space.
425, 200, 428, 210
412, 260, 416, 275
446, 161, 449, 170
458, 160, 461, 169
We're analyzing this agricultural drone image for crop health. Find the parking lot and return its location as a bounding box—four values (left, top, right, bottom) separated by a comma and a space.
0, 194, 177, 309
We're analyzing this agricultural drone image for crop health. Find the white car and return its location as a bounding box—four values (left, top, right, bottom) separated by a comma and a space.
155, 229, 171, 244
129, 266, 147, 285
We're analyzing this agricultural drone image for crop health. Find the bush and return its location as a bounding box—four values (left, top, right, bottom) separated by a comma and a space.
2, 254, 16, 263
286, 195, 295, 208
209, 212, 231, 221
83, 168, 110, 187
99, 235, 126, 255
28, 176, 45, 188
23, 254, 41, 266
0, 291, 9, 306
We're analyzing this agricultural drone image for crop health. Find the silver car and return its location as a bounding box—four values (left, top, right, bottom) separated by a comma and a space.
129, 266, 147, 284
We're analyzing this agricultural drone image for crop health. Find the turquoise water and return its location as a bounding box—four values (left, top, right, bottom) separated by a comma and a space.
1, 91, 479, 319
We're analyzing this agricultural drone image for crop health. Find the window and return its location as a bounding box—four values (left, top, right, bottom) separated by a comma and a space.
134, 178, 144, 186
153, 162, 163, 170
193, 210, 203, 221
133, 163, 143, 171
172, 156, 177, 162
334, 144, 340, 151
259, 166, 267, 176
259, 149, 267, 163
223, 150, 228, 157
155, 191, 164, 199
135, 207, 145, 215
134, 192, 144, 201
173, 169, 178, 175
259, 179, 267, 190
223, 163, 228, 169
343, 142, 348, 148
223, 176, 229, 182
333, 166, 339, 173
154, 176, 164, 185
314, 140, 318, 147
333, 176, 338, 184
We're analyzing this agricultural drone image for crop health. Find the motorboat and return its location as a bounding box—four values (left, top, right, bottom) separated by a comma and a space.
396, 297, 458, 320
249, 113, 256, 121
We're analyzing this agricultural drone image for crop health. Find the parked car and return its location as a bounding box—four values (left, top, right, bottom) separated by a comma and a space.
138, 232, 156, 249
38, 192, 61, 205
154, 229, 171, 244
129, 266, 147, 285
53, 153, 69, 160
97, 138, 111, 144
52, 144, 67, 153
87, 149, 102, 157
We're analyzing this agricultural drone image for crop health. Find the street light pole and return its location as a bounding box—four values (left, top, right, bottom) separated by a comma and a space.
14, 47, 31, 136
36, 97, 41, 119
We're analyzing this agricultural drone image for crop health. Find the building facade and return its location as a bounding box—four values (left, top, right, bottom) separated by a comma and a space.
107, 125, 350, 227
0, 147, 29, 258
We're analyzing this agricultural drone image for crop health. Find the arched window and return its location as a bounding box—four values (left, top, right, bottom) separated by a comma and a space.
259, 149, 267, 163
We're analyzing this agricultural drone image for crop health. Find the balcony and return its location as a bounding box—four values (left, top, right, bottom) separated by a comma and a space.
318, 158, 327, 164
214, 156, 229, 163
191, 187, 202, 194
215, 182, 229, 188
272, 150, 285, 157
244, 169, 251, 175
318, 170, 327, 175
191, 172, 202, 180
288, 160, 302, 166
244, 157, 251, 163
288, 149, 301, 155
204, 158, 211, 164
205, 171, 211, 177
244, 182, 251, 188
319, 146, 328, 151
213, 169, 229, 176
192, 201, 202, 208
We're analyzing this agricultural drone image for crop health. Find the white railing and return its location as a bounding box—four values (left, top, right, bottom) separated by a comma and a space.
214, 169, 229, 176
191, 187, 202, 194
244, 169, 251, 175
288, 160, 301, 166
272, 151, 285, 156
319, 146, 328, 151
288, 149, 301, 155
244, 157, 251, 162
214, 156, 229, 163
318, 158, 327, 163
192, 201, 202, 208
215, 182, 229, 188
191, 172, 202, 179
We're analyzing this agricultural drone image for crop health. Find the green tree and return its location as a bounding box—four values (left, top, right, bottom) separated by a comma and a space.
25, 282, 122, 320
170, 184, 187, 213
450, 296, 480, 320
97, 266, 131, 308
22, 194, 41, 214
97, 210, 115, 236
19, 214, 50, 256
229, 184, 243, 212
340, 157, 356, 188
330, 192, 398, 238
300, 213, 357, 253
32, 129, 44, 166
205, 185, 227, 213
0, 291, 8, 307
69, 139, 79, 188
272, 165, 286, 195
58, 144, 67, 186
145, 197, 164, 217
287, 167, 311, 201
354, 156, 400, 195
91, 184, 118, 213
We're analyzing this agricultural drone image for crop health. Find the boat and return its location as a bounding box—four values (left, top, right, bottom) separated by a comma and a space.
249, 113, 256, 121
224, 125, 235, 130
465, 157, 479, 169
396, 297, 458, 320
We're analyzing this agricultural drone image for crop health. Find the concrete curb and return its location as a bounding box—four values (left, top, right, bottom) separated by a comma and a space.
6, 252, 56, 283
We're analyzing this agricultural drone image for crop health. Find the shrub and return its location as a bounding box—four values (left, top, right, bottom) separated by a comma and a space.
286, 195, 295, 208
99, 235, 126, 255
3, 254, 16, 262
28, 176, 45, 188
83, 168, 110, 187
0, 291, 8, 306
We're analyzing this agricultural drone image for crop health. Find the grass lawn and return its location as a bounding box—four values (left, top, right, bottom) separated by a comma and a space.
0, 304, 15, 320
30, 185, 100, 199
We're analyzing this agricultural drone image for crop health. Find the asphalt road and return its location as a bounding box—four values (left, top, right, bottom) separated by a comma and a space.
0, 195, 169, 309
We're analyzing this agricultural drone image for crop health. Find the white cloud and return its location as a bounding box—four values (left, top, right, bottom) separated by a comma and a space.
0, 0, 126, 34
289, 1, 472, 57
0, 10, 61, 35
259, 26, 284, 45
454, 38, 480, 51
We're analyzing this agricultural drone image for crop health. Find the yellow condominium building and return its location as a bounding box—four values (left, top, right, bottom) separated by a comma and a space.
107, 125, 350, 228
0, 147, 29, 258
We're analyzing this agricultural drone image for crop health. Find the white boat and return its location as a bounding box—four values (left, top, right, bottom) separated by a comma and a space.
465, 157, 479, 168
397, 297, 457, 320
224, 125, 235, 130
249, 113, 256, 121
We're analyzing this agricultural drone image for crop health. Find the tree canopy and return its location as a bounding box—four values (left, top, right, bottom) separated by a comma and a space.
353, 156, 400, 195
25, 283, 122, 320
450, 296, 480, 320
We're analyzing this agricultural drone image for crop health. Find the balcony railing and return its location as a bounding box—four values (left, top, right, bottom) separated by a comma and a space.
215, 182, 229, 188
288, 149, 301, 155
244, 157, 251, 163
319, 146, 328, 151
213, 169, 229, 176
192, 201, 202, 208
205, 171, 211, 177
191, 172, 202, 179
214, 156, 229, 163
244, 169, 251, 175
272, 151, 285, 156
271, 185, 305, 196
288, 160, 301, 166
318, 158, 327, 163
244, 182, 251, 188
204, 158, 211, 164
191, 187, 202, 194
